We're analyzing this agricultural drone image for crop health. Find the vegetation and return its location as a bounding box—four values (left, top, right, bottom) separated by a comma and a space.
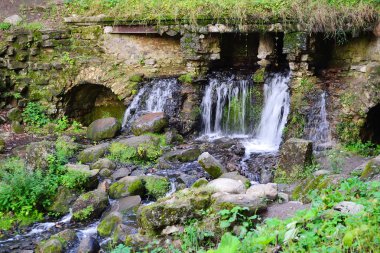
0, 22, 11, 31
344, 140, 380, 157
64, 0, 378, 32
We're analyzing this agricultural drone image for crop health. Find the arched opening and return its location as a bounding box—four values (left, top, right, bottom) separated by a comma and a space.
64, 83, 126, 126
360, 103, 380, 144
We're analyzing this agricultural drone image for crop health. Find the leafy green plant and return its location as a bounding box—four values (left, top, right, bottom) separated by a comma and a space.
21, 22, 43, 31
219, 206, 258, 236
180, 220, 215, 252
55, 116, 70, 132
344, 141, 380, 157
111, 244, 132, 253
22, 102, 50, 127
0, 22, 11, 30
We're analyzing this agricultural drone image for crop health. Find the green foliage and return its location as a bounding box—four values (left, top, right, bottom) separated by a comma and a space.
0, 22, 11, 31
207, 233, 240, 253
63, 0, 378, 33
275, 162, 319, 184
60, 170, 88, 190
108, 143, 138, 163
61, 52, 76, 66
73, 205, 94, 221
180, 220, 215, 252
210, 178, 380, 253
219, 206, 257, 236
344, 141, 380, 157
111, 244, 132, 253
178, 73, 194, 83
144, 177, 170, 199
22, 102, 50, 128
252, 68, 265, 83
20, 22, 43, 31
55, 116, 70, 132
336, 119, 361, 144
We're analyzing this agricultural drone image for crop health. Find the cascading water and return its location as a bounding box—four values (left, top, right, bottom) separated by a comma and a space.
201, 73, 257, 138
244, 72, 291, 153
304, 91, 331, 149
121, 78, 178, 128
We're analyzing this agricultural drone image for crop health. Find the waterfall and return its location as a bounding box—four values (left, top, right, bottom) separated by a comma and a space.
305, 91, 331, 148
121, 79, 178, 128
244, 72, 290, 153
201, 73, 254, 137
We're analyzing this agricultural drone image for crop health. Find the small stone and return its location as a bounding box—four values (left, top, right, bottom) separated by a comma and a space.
3, 15, 22, 25
198, 152, 226, 178
334, 201, 364, 215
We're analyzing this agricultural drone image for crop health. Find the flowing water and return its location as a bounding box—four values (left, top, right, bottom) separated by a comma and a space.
201, 72, 257, 138
243, 72, 291, 153
122, 78, 179, 128
304, 91, 331, 149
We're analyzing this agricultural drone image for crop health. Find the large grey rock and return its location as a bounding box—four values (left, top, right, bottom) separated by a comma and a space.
91, 158, 116, 171
220, 172, 250, 186
97, 211, 123, 237
276, 138, 313, 183
116, 135, 156, 148
131, 112, 168, 136
3, 15, 22, 25
77, 236, 100, 253
108, 195, 141, 214
246, 183, 278, 200
36, 229, 76, 253
198, 152, 226, 178
207, 178, 246, 194
72, 190, 109, 221
25, 141, 55, 170
109, 176, 144, 199
334, 201, 364, 215
111, 167, 132, 181
86, 117, 120, 141
212, 192, 267, 211
353, 155, 380, 180
77, 143, 110, 164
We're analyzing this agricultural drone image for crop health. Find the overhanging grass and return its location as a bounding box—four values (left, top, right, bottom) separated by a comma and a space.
64, 0, 379, 32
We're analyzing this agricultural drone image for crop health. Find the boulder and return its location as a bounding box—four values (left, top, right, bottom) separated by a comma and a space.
220, 172, 250, 187
97, 211, 123, 237
131, 112, 168, 136
91, 158, 116, 171
25, 141, 55, 170
207, 178, 246, 194
3, 15, 22, 25
137, 189, 212, 235
47, 186, 78, 215
11, 121, 24, 133
86, 117, 120, 141
211, 192, 267, 211
111, 167, 132, 181
36, 229, 76, 253
334, 201, 364, 215
7, 108, 22, 122
116, 135, 156, 147
112, 224, 136, 244
72, 190, 109, 221
77, 143, 110, 164
276, 138, 313, 183
198, 152, 226, 178
77, 236, 100, 253
353, 155, 380, 180
246, 183, 278, 200
158, 148, 201, 169
108, 195, 141, 214
65, 164, 99, 189
97, 179, 111, 193
191, 178, 208, 188
109, 176, 144, 199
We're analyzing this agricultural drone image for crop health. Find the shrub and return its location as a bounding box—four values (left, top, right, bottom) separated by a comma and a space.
22, 102, 50, 128
344, 141, 380, 157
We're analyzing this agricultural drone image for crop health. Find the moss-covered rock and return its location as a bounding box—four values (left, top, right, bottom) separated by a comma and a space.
109, 176, 143, 199
77, 143, 110, 164
25, 141, 55, 170
129, 74, 144, 83
252, 67, 265, 83
91, 158, 116, 171
11, 121, 24, 133
7, 107, 22, 122
65, 164, 99, 189
137, 188, 212, 235
86, 117, 121, 141
292, 175, 332, 203
47, 186, 78, 216
97, 211, 122, 237
72, 190, 109, 221
143, 176, 170, 199
131, 112, 168, 136
197, 152, 226, 178
36, 238, 63, 253
191, 178, 208, 188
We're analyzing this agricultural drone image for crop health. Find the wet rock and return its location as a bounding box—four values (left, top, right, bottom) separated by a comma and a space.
246, 183, 278, 200
260, 169, 273, 184
230, 143, 245, 156
220, 172, 250, 187
211, 192, 267, 211
97, 211, 122, 237
112, 224, 136, 244
276, 138, 313, 183
36, 229, 76, 253
77, 143, 110, 164
99, 168, 112, 178
47, 186, 78, 215
86, 117, 121, 141
131, 112, 168, 136
3, 15, 22, 25
158, 148, 201, 169
137, 189, 212, 235
25, 141, 55, 170
91, 158, 116, 171
198, 152, 226, 178
109, 176, 144, 199
334, 201, 364, 215
108, 195, 141, 214
191, 178, 208, 188
165, 130, 184, 144
77, 236, 100, 253
111, 167, 132, 181
65, 164, 99, 189
72, 189, 109, 221
207, 178, 246, 194
7, 108, 22, 122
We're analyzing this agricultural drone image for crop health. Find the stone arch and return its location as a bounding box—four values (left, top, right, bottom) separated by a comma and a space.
64, 82, 126, 126
360, 103, 380, 144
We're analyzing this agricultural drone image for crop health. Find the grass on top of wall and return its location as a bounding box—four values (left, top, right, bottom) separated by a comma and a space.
63, 0, 379, 32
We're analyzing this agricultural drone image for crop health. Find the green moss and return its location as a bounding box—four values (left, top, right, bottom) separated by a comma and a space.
360, 161, 380, 180
292, 175, 331, 203
192, 178, 208, 188
144, 176, 170, 199
129, 74, 144, 82
97, 213, 122, 237
73, 205, 94, 221
127, 179, 145, 195
109, 181, 127, 199
178, 73, 194, 83
252, 67, 265, 83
